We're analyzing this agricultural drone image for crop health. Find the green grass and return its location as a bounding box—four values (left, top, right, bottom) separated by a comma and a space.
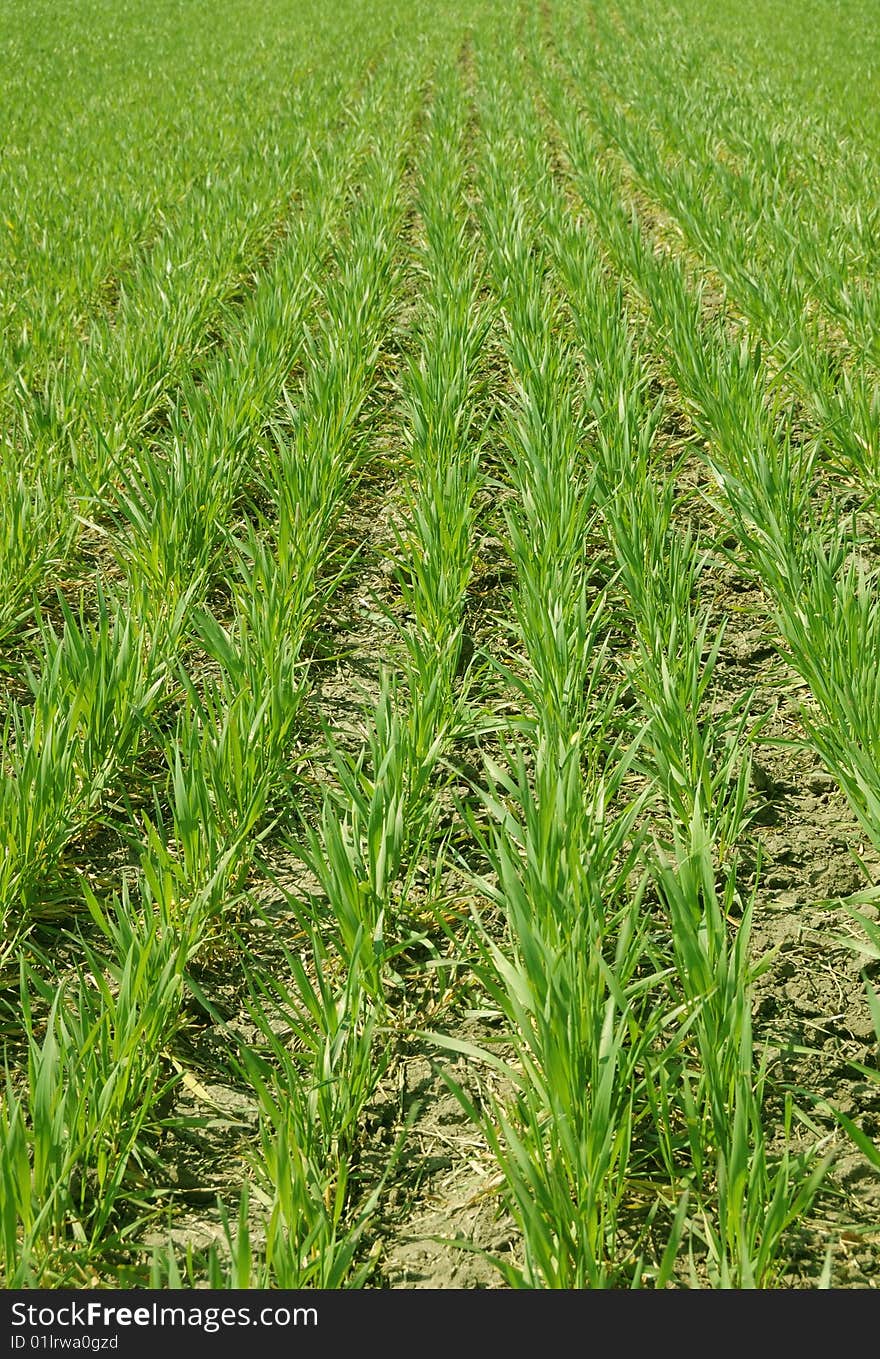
1, 0, 879, 1289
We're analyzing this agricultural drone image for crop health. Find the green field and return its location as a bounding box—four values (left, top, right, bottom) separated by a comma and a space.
2, 0, 880, 1288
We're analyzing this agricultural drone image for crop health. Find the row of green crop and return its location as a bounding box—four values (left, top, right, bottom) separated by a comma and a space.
0, 33, 367, 656
546, 0, 880, 491
432, 27, 829, 1286
529, 30, 880, 866
0, 60, 411, 942
587, 0, 880, 302
3, 0, 878, 1291
610, 0, 880, 363
617, 0, 880, 152
0, 0, 516, 1286
0, 25, 429, 1282
0, 0, 388, 407
153, 31, 505, 1288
